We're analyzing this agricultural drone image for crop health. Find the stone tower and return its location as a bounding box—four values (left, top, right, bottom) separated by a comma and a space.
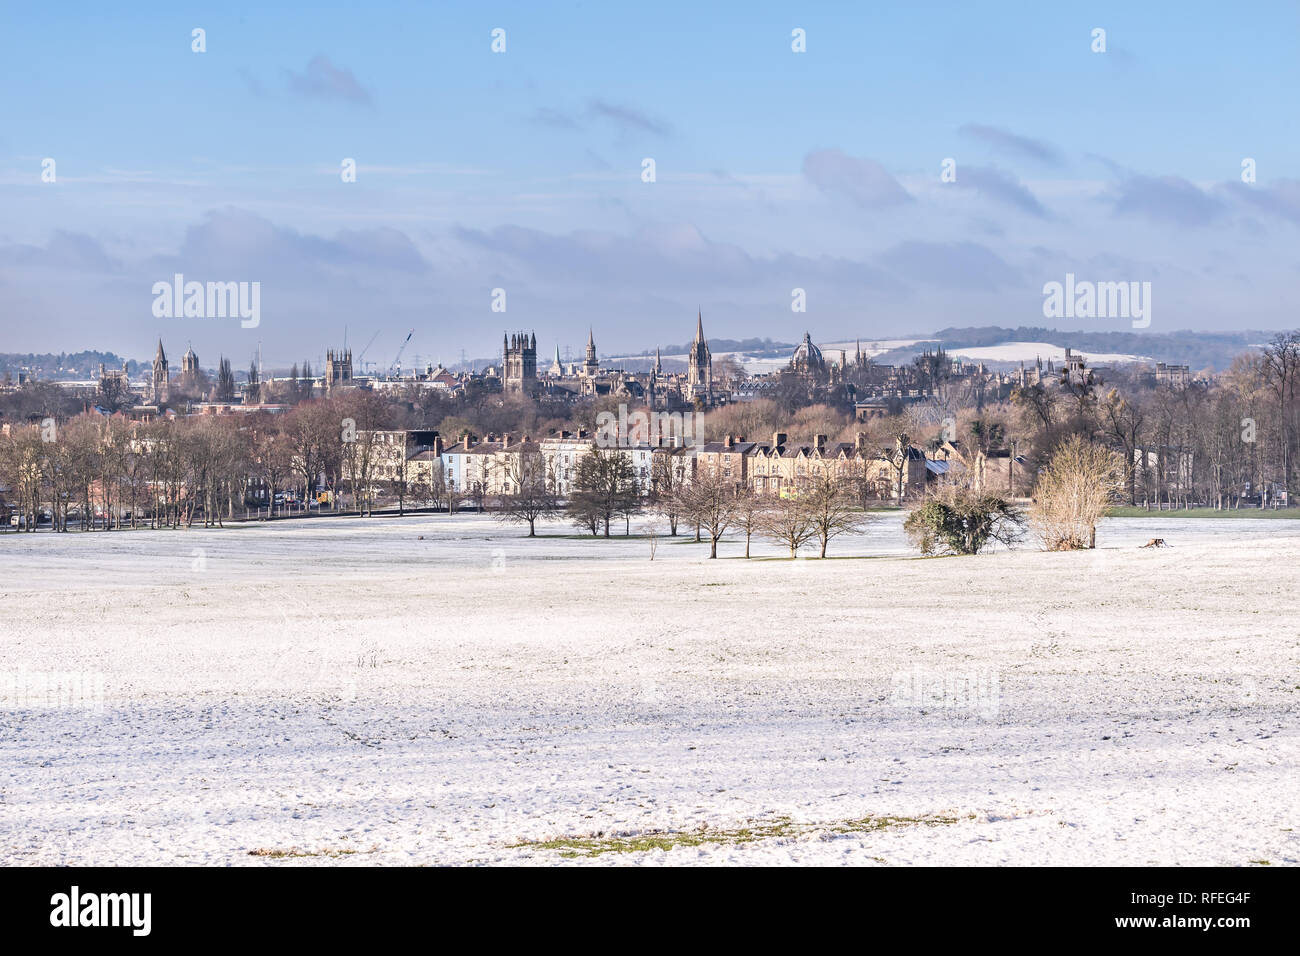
150, 339, 170, 404
324, 348, 353, 394
583, 328, 599, 378
503, 331, 538, 395
686, 310, 712, 403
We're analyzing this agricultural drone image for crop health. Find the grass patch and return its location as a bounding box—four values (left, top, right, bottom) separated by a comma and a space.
1105, 506, 1300, 519
511, 813, 965, 858
247, 846, 369, 859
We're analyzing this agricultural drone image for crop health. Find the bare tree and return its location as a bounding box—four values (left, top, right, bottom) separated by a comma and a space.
0, 429, 43, 531
1261, 330, 1300, 502
1032, 436, 1124, 550
252, 427, 294, 516
760, 491, 815, 558
681, 460, 740, 558
800, 469, 869, 557
886, 433, 914, 501
494, 447, 560, 536
733, 485, 768, 558
285, 400, 337, 506
1099, 388, 1146, 506
216, 357, 236, 402
337, 391, 387, 515
96, 375, 134, 414
650, 452, 687, 535
568, 449, 637, 537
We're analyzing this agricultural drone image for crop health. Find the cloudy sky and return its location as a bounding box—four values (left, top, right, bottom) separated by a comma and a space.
2, 1, 1298, 369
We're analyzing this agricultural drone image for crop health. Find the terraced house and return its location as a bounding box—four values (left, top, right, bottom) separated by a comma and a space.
357, 426, 933, 503
699, 432, 930, 500
441, 432, 541, 496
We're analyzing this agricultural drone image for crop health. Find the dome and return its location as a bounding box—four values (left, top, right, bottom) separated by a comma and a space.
789, 331, 825, 374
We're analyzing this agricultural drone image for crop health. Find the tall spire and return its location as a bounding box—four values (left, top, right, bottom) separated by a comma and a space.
695, 308, 704, 343
587, 327, 595, 348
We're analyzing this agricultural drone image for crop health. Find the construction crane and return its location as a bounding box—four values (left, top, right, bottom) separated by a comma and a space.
389, 329, 414, 378
356, 330, 381, 375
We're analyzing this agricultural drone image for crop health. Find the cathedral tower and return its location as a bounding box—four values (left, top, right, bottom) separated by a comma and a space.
151, 339, 170, 404
686, 310, 712, 403
504, 331, 538, 395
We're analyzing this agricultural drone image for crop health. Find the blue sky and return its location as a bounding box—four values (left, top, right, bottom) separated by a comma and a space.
2, 1, 1298, 368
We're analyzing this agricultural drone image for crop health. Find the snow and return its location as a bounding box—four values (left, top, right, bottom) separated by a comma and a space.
820, 338, 929, 357
946, 342, 1151, 365
2, 513, 1297, 866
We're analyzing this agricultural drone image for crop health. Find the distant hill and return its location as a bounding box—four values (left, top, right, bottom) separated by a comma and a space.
633, 337, 796, 358
0, 351, 142, 380
873, 327, 1271, 371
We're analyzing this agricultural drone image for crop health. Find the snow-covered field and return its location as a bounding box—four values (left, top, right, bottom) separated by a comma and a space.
1, 514, 1296, 866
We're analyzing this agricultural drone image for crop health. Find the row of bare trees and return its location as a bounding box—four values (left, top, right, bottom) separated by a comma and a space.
1008, 331, 1300, 509
520, 450, 871, 558
0, 414, 253, 531
0, 391, 416, 531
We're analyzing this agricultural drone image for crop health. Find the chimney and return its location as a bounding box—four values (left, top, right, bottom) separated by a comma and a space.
724, 434, 734, 449
500, 432, 511, 447
814, 434, 827, 452
773, 432, 787, 447
577, 429, 588, 440
462, 434, 472, 450
432, 436, 444, 456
